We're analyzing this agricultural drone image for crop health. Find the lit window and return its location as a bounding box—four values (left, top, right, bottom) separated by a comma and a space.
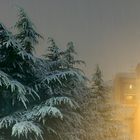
129, 84, 133, 89
126, 95, 133, 100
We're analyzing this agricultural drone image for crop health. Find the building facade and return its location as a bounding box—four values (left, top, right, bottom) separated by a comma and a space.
114, 64, 140, 105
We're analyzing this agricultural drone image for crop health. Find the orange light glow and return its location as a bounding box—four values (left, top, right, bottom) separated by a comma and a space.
133, 103, 140, 140
126, 95, 133, 100
129, 84, 133, 89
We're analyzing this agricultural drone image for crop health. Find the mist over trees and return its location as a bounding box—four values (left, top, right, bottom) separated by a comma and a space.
0, 8, 133, 140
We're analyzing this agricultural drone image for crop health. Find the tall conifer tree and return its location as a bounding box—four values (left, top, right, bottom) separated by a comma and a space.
0, 9, 86, 140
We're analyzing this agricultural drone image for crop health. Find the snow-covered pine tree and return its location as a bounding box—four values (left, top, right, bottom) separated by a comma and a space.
81, 64, 110, 140
39, 39, 88, 140
44, 37, 61, 61
15, 7, 42, 54
0, 9, 86, 140
42, 39, 86, 98
63, 41, 85, 69
0, 22, 38, 109
0, 22, 43, 140
91, 64, 106, 99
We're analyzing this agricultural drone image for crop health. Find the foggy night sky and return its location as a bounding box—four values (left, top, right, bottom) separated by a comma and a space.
0, 0, 140, 80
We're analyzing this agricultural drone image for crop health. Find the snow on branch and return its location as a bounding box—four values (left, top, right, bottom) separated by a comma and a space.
12, 121, 43, 140
0, 115, 19, 129
0, 70, 39, 108
33, 105, 63, 122
45, 97, 78, 109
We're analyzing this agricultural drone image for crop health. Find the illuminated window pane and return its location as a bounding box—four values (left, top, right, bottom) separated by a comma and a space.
126, 95, 133, 100
129, 84, 133, 89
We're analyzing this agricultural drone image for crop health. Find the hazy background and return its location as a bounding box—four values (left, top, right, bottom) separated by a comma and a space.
1, 0, 140, 80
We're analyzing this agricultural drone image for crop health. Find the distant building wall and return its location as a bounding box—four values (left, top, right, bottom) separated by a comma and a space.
114, 73, 136, 104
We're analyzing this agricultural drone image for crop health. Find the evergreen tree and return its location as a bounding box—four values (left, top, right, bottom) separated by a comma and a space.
0, 22, 43, 140
91, 64, 106, 99
63, 41, 85, 69
45, 37, 61, 61
0, 10, 85, 140
41, 39, 87, 140
0, 22, 37, 111
15, 7, 42, 54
